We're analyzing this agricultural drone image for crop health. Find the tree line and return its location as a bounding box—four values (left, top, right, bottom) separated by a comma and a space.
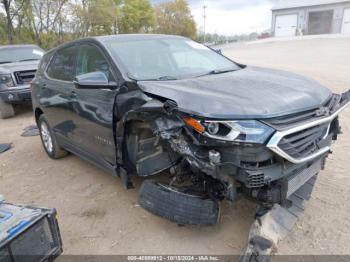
0, 0, 197, 49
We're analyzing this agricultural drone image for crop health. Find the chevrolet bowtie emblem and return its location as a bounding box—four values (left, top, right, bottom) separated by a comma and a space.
315, 107, 330, 117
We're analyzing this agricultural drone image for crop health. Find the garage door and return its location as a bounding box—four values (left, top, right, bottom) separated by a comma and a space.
275, 14, 298, 37
308, 10, 333, 35
342, 8, 350, 34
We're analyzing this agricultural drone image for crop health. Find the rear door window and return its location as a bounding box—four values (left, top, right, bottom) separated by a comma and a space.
46, 46, 77, 81
76, 44, 112, 81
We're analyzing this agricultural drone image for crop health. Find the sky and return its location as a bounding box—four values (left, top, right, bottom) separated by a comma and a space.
152, 0, 277, 35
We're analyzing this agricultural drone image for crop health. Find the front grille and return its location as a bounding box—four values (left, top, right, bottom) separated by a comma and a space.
14, 70, 36, 85
278, 123, 329, 159
265, 94, 341, 130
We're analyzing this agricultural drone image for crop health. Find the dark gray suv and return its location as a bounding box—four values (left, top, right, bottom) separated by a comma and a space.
0, 44, 44, 118
31, 34, 350, 225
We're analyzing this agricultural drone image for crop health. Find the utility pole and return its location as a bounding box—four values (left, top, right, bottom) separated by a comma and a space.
203, 4, 207, 43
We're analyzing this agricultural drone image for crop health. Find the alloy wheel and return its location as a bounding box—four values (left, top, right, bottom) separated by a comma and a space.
40, 121, 53, 153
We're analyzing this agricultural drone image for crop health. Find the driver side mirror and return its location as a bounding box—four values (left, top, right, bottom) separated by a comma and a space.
73, 71, 117, 88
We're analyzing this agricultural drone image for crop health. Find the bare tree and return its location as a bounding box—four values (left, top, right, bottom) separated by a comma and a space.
1, 0, 27, 43
28, 0, 68, 45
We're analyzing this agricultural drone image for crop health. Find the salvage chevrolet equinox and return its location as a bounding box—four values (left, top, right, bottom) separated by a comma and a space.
32, 35, 350, 225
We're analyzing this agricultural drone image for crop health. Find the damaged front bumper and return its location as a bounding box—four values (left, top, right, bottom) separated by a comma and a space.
157, 90, 350, 205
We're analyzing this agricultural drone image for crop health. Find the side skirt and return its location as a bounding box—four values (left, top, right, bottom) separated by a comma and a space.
56, 133, 116, 175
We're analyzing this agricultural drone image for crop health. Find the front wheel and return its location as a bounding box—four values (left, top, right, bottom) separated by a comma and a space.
38, 115, 68, 159
139, 180, 220, 226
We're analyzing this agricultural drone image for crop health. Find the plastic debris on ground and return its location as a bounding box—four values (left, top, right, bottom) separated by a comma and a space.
0, 143, 11, 154
239, 175, 317, 262
21, 125, 40, 137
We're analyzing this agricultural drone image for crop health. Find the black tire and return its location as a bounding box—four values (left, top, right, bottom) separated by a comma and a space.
0, 98, 15, 119
139, 180, 220, 226
38, 115, 68, 159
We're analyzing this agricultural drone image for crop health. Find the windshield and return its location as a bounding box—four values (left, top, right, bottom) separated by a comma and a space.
0, 46, 44, 64
106, 38, 240, 80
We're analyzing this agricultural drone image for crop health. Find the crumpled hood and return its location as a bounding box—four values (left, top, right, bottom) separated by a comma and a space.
138, 66, 332, 119
0, 61, 39, 74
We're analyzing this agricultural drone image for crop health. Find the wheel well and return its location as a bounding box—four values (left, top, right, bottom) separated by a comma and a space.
123, 119, 179, 177
122, 120, 153, 171
35, 108, 43, 124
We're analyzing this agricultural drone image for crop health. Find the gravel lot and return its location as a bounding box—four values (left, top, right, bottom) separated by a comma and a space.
0, 37, 349, 255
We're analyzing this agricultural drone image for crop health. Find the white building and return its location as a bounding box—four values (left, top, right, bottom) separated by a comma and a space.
271, 0, 350, 37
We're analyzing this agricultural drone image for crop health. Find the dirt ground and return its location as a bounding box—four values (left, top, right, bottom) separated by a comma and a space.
0, 37, 350, 255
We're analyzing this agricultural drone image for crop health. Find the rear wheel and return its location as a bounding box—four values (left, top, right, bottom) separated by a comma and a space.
0, 99, 15, 119
38, 115, 68, 159
139, 180, 220, 226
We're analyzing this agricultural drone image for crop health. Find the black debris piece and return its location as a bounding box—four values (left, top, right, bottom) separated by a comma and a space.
21, 124, 40, 137
240, 175, 319, 262
0, 143, 11, 153
249, 235, 273, 251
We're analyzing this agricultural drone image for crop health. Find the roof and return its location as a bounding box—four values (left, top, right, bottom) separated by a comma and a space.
45, 33, 187, 54
272, 0, 350, 10
94, 34, 186, 43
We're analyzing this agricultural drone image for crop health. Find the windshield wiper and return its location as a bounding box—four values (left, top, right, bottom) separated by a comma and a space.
134, 76, 179, 81
195, 68, 238, 78
156, 76, 178, 81
127, 72, 178, 81
0, 61, 13, 64
18, 58, 40, 62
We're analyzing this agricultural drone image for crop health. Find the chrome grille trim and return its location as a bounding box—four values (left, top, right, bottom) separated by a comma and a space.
278, 123, 329, 159
264, 94, 342, 129
267, 101, 349, 164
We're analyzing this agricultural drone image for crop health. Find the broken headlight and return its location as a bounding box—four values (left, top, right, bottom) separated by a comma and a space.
0, 74, 14, 88
183, 117, 274, 144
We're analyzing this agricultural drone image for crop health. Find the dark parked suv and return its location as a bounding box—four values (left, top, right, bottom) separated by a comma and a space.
0, 45, 44, 118
32, 34, 350, 225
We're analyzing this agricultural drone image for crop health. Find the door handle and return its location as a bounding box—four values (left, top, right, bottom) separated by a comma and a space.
70, 91, 77, 98
41, 83, 47, 89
